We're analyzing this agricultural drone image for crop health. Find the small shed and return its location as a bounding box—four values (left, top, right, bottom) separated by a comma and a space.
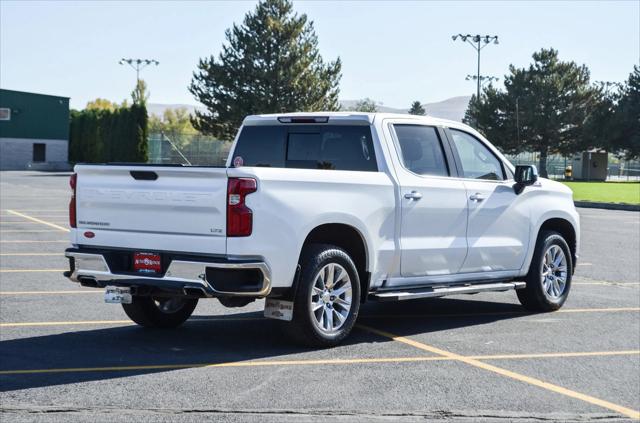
571, 150, 608, 181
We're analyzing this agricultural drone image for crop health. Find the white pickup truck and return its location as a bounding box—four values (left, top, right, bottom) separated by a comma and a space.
65, 112, 580, 346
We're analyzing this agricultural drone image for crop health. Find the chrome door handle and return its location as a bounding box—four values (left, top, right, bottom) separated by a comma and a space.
404, 191, 423, 200
469, 193, 486, 202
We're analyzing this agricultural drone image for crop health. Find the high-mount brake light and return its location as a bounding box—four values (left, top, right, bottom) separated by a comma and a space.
69, 173, 77, 228
227, 178, 257, 237
277, 116, 329, 124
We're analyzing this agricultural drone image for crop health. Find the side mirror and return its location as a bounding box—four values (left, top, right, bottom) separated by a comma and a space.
513, 165, 538, 194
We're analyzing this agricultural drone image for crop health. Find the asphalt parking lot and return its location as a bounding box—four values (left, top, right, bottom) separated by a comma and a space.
1, 171, 639, 422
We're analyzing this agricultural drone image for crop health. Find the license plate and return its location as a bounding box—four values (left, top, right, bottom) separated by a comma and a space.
264, 298, 293, 321
105, 286, 132, 304
133, 252, 161, 273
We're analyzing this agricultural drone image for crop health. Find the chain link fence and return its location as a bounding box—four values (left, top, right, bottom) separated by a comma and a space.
147, 133, 639, 181
505, 152, 640, 181
148, 133, 232, 166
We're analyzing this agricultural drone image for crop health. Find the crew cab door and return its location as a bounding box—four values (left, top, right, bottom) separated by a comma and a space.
445, 128, 530, 273
389, 124, 468, 279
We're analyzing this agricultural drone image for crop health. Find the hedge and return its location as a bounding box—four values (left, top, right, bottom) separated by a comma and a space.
69, 104, 148, 163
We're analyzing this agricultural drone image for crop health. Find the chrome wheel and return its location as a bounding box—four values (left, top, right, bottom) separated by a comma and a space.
540, 245, 568, 299
153, 297, 187, 314
310, 263, 353, 333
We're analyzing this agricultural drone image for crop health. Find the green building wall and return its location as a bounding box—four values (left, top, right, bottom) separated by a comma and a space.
0, 89, 69, 140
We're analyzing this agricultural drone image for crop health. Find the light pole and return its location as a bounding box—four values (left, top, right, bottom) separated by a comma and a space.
119, 58, 159, 84
465, 74, 499, 87
452, 34, 499, 100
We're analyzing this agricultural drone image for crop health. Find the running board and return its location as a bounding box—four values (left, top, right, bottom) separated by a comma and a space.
370, 281, 526, 302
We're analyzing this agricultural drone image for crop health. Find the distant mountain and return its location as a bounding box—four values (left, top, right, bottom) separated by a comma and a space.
147, 95, 471, 122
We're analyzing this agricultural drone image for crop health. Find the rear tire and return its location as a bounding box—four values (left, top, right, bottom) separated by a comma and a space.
286, 244, 361, 347
517, 230, 572, 311
122, 296, 198, 328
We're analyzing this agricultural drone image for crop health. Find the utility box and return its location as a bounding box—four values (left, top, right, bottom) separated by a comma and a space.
571, 151, 608, 181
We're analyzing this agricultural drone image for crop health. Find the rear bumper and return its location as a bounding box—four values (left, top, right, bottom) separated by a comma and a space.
64, 248, 271, 298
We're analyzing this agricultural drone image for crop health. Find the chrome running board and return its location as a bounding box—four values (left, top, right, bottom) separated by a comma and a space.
370, 281, 526, 302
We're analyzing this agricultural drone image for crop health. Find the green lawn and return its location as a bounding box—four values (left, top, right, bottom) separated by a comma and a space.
561, 181, 640, 205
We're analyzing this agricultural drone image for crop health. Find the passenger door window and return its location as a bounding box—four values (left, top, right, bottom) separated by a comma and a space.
393, 125, 449, 177
449, 129, 504, 181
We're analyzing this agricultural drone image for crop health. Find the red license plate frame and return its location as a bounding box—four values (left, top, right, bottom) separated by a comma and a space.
133, 252, 162, 274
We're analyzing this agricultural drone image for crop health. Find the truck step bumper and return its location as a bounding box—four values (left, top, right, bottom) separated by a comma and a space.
369, 281, 526, 302
64, 249, 271, 298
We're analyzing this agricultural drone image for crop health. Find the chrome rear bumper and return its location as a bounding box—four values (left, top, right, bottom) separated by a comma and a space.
64, 250, 271, 297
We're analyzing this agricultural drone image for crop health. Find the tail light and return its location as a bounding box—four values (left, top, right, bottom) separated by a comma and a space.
227, 178, 257, 237
69, 173, 77, 228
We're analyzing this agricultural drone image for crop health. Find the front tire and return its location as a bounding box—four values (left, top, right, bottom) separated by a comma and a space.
517, 230, 572, 311
286, 244, 361, 347
122, 295, 198, 328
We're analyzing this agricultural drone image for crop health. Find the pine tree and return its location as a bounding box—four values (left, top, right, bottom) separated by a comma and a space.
612, 66, 640, 160
464, 48, 597, 177
189, 0, 342, 140
408, 101, 426, 115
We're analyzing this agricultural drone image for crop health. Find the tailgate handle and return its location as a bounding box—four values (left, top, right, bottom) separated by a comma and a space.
130, 171, 158, 181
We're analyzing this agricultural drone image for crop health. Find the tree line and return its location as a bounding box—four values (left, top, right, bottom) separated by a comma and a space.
189, 0, 637, 174
69, 82, 149, 163
464, 49, 638, 176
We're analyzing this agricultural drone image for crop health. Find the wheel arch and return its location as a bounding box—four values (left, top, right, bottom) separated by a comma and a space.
298, 223, 370, 303
538, 217, 578, 272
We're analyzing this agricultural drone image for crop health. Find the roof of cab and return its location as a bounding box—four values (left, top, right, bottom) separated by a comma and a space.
242, 112, 462, 128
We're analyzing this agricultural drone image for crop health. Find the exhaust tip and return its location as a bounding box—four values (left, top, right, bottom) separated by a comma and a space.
183, 287, 208, 298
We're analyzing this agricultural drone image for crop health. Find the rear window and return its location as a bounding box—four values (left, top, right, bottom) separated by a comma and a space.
232, 125, 378, 172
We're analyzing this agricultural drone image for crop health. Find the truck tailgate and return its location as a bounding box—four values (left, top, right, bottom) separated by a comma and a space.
74, 165, 228, 254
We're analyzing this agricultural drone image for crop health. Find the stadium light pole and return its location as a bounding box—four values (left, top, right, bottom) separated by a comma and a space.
465, 74, 499, 87
118, 58, 159, 84
452, 34, 499, 100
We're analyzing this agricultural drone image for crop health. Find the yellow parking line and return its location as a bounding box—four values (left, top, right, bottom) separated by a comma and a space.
0, 290, 99, 295
0, 253, 62, 256
361, 307, 640, 320
358, 324, 640, 420
0, 240, 67, 243
0, 269, 66, 273
1, 221, 67, 225
5, 210, 69, 232
2, 307, 638, 327
0, 316, 264, 327
0, 320, 132, 327
468, 350, 640, 360
0, 230, 64, 233
0, 350, 637, 376
2, 209, 67, 213
557, 307, 639, 313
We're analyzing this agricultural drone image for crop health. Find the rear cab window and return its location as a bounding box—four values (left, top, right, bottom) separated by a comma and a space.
232, 124, 378, 172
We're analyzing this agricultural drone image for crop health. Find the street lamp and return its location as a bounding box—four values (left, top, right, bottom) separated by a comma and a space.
452, 34, 499, 100
118, 58, 159, 84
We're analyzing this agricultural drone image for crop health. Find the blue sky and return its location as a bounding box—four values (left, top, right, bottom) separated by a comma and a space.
1, 1, 638, 109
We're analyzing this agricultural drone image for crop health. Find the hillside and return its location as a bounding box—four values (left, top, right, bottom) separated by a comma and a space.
148, 95, 471, 122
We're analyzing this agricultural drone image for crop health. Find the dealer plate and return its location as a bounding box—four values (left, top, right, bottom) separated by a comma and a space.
264, 298, 293, 321
105, 286, 132, 304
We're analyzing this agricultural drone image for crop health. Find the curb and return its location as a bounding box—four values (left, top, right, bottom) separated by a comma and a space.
574, 201, 640, 212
